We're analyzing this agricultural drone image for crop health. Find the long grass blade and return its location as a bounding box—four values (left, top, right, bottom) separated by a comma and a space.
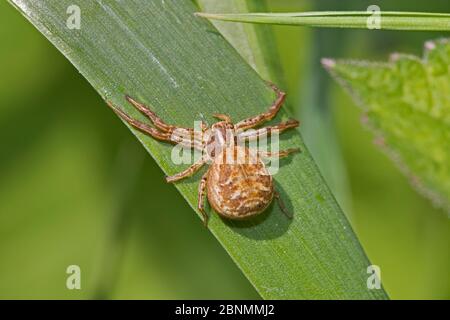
195, 11, 450, 31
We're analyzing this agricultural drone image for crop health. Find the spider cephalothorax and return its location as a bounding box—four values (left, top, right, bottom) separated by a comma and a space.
107, 82, 299, 226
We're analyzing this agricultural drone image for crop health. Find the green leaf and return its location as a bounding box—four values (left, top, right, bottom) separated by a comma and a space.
324, 38, 450, 213
196, 0, 284, 85
9, 0, 388, 299
195, 11, 450, 31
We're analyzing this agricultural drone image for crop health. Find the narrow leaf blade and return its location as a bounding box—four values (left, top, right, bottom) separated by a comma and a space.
195, 11, 450, 31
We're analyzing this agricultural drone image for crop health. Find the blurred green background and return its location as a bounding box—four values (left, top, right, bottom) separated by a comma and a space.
0, 0, 448, 299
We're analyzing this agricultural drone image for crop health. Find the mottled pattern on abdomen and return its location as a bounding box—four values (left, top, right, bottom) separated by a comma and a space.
207, 147, 274, 219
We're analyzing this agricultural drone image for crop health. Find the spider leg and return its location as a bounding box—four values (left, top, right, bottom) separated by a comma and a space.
126, 95, 195, 135
213, 113, 232, 123
274, 191, 293, 219
107, 101, 203, 150
237, 119, 299, 141
235, 82, 286, 130
198, 171, 209, 227
166, 158, 206, 183
258, 148, 300, 159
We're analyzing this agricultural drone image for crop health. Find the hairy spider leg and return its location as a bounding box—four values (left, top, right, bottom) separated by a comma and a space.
212, 113, 232, 123
107, 101, 203, 150
258, 148, 300, 159
235, 82, 286, 130
237, 119, 299, 141
166, 158, 206, 182
274, 191, 293, 219
126, 95, 196, 136
197, 171, 209, 226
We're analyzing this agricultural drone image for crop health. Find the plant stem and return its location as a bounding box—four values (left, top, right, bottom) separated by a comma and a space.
195, 11, 450, 31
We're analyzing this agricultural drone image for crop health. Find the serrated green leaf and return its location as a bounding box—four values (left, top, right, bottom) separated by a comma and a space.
324, 39, 450, 212
8, 0, 388, 299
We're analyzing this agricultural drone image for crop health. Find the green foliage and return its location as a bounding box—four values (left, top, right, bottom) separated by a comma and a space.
9, 0, 388, 299
324, 39, 450, 212
197, 0, 284, 84
195, 11, 450, 31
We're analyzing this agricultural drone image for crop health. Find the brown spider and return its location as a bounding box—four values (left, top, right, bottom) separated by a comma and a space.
107, 83, 299, 226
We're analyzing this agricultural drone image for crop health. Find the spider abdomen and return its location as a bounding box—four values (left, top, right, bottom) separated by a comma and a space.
207, 146, 274, 219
